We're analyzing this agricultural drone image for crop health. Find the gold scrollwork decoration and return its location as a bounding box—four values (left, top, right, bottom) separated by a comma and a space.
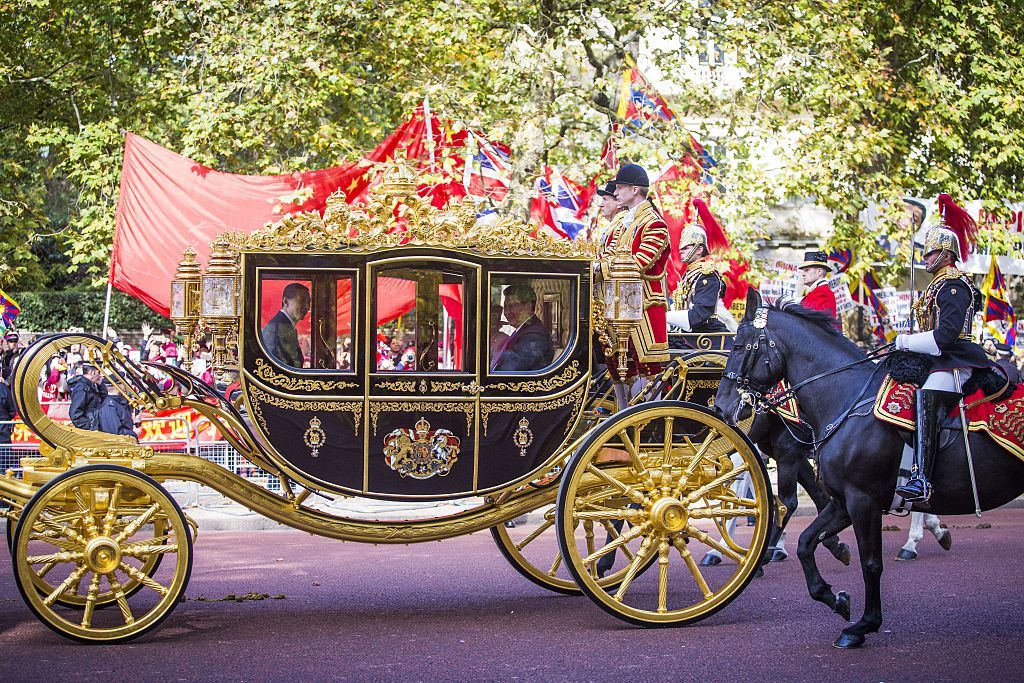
248, 386, 363, 436
480, 383, 587, 436
491, 361, 580, 393
253, 358, 357, 392
377, 379, 417, 392
370, 401, 474, 436
431, 381, 463, 393
683, 378, 722, 404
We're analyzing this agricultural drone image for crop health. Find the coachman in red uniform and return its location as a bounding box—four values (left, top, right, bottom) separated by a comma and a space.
798, 249, 839, 327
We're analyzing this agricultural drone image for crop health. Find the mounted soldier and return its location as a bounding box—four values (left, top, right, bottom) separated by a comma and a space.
667, 198, 734, 335
597, 164, 670, 409
798, 249, 839, 328
892, 193, 996, 505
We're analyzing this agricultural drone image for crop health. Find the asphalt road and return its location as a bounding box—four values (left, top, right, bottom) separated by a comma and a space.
2, 509, 1023, 682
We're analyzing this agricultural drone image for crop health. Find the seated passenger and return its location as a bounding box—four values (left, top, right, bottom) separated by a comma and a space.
491, 284, 554, 372
261, 283, 310, 368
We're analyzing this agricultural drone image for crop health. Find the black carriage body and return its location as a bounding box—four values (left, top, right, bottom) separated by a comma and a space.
240, 247, 592, 500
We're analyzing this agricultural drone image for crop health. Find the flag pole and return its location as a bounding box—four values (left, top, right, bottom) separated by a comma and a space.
102, 279, 113, 338
423, 93, 436, 173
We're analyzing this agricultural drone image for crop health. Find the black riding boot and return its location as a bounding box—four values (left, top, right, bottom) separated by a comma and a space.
895, 389, 959, 507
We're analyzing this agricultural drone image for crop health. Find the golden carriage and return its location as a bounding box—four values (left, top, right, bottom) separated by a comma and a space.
0, 174, 776, 642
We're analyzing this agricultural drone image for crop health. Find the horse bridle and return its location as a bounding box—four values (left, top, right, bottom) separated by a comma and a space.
724, 305, 893, 449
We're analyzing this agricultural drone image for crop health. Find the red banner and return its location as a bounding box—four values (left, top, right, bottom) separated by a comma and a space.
10, 406, 220, 447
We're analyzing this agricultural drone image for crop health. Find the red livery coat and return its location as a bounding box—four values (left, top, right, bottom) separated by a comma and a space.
801, 280, 838, 324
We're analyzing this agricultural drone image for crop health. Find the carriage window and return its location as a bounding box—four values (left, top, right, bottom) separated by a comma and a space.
489, 276, 573, 374
374, 267, 465, 373
259, 273, 354, 371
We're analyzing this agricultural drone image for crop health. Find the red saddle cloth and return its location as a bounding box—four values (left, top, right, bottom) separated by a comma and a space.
873, 376, 1024, 463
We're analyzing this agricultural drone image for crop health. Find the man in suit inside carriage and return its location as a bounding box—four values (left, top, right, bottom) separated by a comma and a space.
892, 194, 999, 506
261, 283, 310, 369
491, 283, 554, 373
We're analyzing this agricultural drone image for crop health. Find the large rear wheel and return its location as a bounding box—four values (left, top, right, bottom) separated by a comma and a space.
556, 401, 773, 627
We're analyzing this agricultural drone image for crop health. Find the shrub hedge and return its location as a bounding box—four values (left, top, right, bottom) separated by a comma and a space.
11, 290, 171, 334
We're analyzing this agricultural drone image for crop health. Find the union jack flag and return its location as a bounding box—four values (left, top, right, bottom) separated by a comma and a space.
462, 133, 511, 202
531, 167, 592, 240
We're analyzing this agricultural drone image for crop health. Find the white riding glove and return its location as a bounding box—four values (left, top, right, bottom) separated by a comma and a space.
666, 309, 692, 332
894, 331, 941, 355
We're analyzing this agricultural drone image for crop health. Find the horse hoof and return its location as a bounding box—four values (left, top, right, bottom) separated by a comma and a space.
837, 543, 852, 566
769, 549, 788, 563
895, 549, 917, 562
700, 554, 722, 567
833, 632, 866, 649
938, 529, 953, 551
834, 591, 851, 621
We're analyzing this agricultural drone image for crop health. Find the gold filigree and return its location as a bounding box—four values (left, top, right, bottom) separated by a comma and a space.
303, 417, 326, 458
253, 359, 357, 392
248, 386, 362, 436
242, 167, 596, 259
480, 383, 587, 436
512, 417, 534, 457
491, 361, 580, 393
431, 381, 463, 393
683, 378, 721, 404
370, 401, 474, 436
377, 379, 417, 392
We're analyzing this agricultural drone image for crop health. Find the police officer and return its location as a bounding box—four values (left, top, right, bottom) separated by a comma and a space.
68, 363, 107, 431
893, 194, 996, 505
666, 199, 731, 334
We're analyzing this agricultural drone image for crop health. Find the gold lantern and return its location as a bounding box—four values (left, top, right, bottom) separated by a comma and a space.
170, 246, 202, 362
602, 246, 644, 381
201, 234, 241, 383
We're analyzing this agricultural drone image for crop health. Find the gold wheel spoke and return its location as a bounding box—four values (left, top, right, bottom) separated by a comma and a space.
43, 565, 89, 606
82, 573, 103, 629
618, 430, 650, 481
684, 463, 750, 504
113, 504, 161, 544
599, 520, 636, 562
613, 536, 656, 602
584, 521, 597, 577
107, 575, 135, 625
690, 507, 759, 520
121, 543, 179, 559
36, 561, 57, 579
662, 417, 675, 468
585, 465, 646, 506
582, 524, 647, 565
657, 537, 670, 613
101, 482, 123, 537
27, 532, 79, 551
118, 562, 168, 596
71, 486, 99, 538
26, 550, 85, 565
672, 536, 713, 599
547, 552, 563, 577
514, 519, 554, 552
37, 518, 88, 546
573, 509, 641, 522
686, 524, 744, 563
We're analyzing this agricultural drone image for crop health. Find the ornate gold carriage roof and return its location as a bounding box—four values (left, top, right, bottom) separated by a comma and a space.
238, 163, 596, 259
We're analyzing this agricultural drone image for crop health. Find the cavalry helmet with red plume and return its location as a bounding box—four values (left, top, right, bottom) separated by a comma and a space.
922, 193, 978, 261
679, 198, 729, 252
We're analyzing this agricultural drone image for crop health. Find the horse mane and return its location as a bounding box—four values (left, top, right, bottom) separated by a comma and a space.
769, 298, 866, 357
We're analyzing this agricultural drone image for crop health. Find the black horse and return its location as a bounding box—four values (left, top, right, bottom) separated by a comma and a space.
715, 290, 1024, 648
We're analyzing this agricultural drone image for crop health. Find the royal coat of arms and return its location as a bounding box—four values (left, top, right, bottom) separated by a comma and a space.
383, 417, 460, 479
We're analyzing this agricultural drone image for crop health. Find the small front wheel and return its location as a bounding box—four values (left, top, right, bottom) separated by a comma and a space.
11, 465, 193, 643
556, 401, 773, 627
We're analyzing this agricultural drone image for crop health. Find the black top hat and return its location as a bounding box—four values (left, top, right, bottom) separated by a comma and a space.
995, 342, 1013, 354
596, 181, 618, 197
799, 250, 830, 270
609, 163, 649, 188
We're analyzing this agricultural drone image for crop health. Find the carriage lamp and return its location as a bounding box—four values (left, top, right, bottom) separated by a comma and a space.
170, 246, 203, 362
602, 247, 644, 381
202, 234, 241, 384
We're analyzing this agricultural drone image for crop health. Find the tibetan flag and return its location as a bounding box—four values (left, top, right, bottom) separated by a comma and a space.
462, 133, 511, 202
0, 288, 19, 331
828, 248, 853, 273
982, 255, 1017, 344
860, 271, 894, 343
617, 55, 676, 129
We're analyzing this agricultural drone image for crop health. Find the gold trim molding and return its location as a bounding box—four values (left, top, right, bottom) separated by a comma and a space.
491, 361, 580, 393
480, 382, 587, 436
249, 385, 363, 436
253, 358, 357, 392
369, 401, 474, 436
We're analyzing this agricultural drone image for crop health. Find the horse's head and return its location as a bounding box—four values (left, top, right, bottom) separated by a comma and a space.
715, 288, 788, 425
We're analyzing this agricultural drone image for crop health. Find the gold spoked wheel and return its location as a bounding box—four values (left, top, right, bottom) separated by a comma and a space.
12, 465, 193, 643
556, 401, 773, 627
491, 502, 656, 595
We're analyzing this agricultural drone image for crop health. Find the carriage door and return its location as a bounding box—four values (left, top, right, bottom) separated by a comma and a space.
365, 257, 479, 498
